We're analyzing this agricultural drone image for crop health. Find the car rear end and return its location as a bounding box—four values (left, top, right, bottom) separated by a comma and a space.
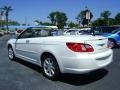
58, 35, 113, 74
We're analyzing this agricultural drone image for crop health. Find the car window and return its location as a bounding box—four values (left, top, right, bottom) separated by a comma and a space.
91, 28, 102, 35
98, 26, 119, 33
66, 30, 78, 35
18, 28, 33, 39
79, 30, 91, 34
112, 28, 120, 34
18, 28, 52, 39
40, 30, 50, 37
51, 30, 63, 36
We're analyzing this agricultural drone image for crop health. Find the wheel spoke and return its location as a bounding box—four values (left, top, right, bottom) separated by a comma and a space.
50, 69, 55, 75
44, 60, 49, 65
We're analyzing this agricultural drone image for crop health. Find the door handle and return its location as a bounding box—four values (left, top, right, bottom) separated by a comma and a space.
26, 40, 30, 43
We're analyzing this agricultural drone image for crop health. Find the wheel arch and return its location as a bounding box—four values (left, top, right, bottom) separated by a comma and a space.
40, 51, 61, 72
7, 44, 12, 48
7, 42, 16, 56
108, 38, 116, 44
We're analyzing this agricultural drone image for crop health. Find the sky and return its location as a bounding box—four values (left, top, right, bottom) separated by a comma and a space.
1, 0, 120, 25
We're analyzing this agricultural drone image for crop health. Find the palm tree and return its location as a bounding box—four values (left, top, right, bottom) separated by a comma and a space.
3, 6, 13, 31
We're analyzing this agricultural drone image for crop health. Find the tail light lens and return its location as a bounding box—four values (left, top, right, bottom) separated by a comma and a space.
17, 30, 23, 33
66, 42, 94, 52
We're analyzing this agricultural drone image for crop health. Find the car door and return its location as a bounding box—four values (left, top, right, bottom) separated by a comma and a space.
15, 28, 39, 62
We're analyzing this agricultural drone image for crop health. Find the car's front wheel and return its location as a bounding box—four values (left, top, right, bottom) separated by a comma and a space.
8, 46, 16, 60
42, 54, 60, 80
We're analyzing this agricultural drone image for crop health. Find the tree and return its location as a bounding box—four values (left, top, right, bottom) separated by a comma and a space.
0, 20, 6, 27
76, 9, 93, 27
100, 11, 111, 25
109, 18, 115, 25
47, 12, 56, 25
76, 10, 86, 26
115, 13, 120, 25
101, 11, 111, 20
68, 22, 76, 28
92, 18, 107, 26
3, 6, 13, 31
42, 22, 51, 26
92, 18, 115, 26
48, 11, 68, 29
8, 20, 20, 26
34, 20, 51, 26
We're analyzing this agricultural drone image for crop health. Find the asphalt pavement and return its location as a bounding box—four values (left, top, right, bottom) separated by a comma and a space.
0, 35, 120, 90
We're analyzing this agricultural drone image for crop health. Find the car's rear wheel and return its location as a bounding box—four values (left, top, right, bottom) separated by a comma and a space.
42, 54, 60, 80
8, 46, 16, 60
108, 39, 116, 48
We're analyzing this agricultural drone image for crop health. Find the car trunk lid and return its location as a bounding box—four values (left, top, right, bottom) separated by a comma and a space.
84, 37, 109, 53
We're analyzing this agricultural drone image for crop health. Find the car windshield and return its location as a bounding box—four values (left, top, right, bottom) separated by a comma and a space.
112, 28, 120, 34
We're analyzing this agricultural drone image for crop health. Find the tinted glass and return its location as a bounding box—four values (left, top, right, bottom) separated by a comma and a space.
100, 26, 119, 33
18, 28, 33, 39
112, 28, 120, 34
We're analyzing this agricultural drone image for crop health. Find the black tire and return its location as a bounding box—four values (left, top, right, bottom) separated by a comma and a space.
108, 39, 116, 48
41, 54, 60, 80
8, 46, 16, 60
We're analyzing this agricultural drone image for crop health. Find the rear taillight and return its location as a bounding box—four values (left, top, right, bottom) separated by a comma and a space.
17, 30, 23, 33
66, 42, 94, 52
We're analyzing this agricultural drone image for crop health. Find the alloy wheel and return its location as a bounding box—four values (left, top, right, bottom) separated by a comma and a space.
8, 47, 14, 59
43, 58, 55, 77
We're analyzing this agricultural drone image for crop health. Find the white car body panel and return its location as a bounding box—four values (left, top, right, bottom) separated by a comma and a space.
7, 34, 113, 74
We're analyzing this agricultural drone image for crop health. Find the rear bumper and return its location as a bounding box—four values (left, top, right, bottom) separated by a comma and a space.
59, 49, 113, 74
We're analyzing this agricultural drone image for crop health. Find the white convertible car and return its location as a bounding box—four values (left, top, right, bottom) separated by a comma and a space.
7, 27, 113, 80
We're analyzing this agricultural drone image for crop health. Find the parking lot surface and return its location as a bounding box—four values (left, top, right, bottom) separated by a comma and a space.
0, 35, 120, 90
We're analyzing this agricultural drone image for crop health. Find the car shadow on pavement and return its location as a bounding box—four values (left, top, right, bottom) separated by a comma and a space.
13, 58, 108, 86
13, 58, 43, 73
59, 69, 108, 86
